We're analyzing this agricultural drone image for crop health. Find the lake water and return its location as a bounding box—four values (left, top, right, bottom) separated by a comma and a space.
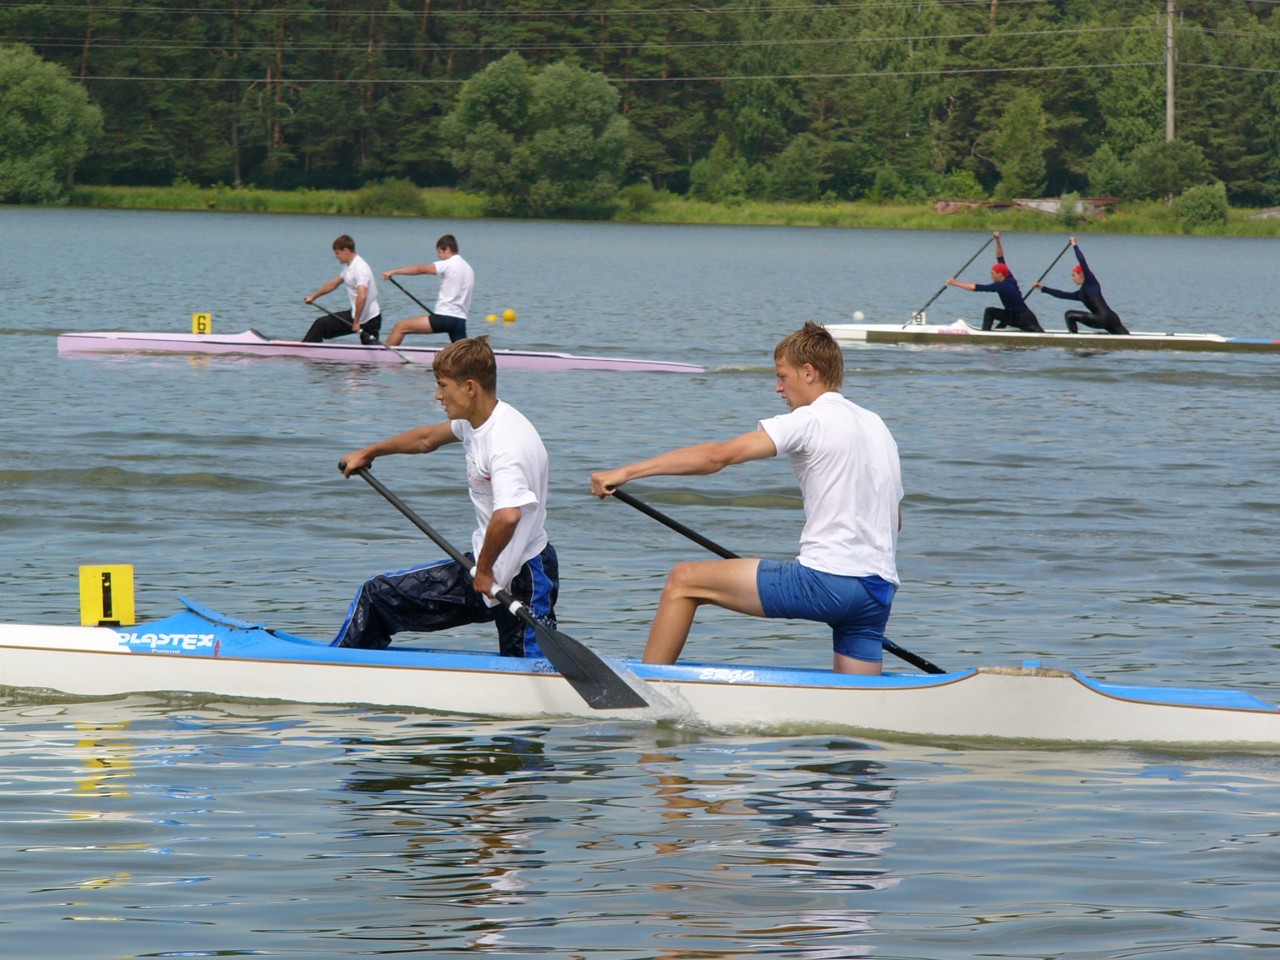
3, 206, 1279, 958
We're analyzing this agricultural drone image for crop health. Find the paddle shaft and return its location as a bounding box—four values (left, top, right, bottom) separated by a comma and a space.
609, 488, 946, 675
611, 489, 736, 560
1025, 240, 1074, 298
910, 236, 995, 321
310, 299, 410, 362
344, 464, 648, 710
310, 298, 357, 331
388, 275, 435, 315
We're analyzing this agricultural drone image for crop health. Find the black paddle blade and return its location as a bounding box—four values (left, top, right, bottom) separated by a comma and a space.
347, 463, 649, 709
536, 624, 649, 710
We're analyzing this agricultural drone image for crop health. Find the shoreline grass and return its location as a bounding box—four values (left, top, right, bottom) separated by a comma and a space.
65, 183, 1280, 237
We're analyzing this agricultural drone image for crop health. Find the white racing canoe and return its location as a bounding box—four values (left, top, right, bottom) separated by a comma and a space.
825, 318, 1280, 354
4, 598, 1279, 748
57, 329, 706, 374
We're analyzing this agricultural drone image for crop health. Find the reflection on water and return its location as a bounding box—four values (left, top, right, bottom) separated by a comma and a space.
0, 699, 1278, 958
328, 728, 894, 958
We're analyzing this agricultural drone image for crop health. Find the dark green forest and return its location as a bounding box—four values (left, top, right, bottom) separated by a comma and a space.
4, 0, 1280, 209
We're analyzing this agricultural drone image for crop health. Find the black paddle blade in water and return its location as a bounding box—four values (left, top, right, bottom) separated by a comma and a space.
531, 622, 648, 710
346, 464, 648, 710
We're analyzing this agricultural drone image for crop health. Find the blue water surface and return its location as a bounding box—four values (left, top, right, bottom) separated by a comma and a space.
2, 207, 1278, 959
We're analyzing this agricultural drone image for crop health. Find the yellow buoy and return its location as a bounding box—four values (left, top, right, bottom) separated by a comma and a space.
502, 308, 517, 323
485, 313, 498, 323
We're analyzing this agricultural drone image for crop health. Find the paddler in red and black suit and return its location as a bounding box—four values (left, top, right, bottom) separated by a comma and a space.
946, 231, 1044, 332
1032, 236, 1130, 335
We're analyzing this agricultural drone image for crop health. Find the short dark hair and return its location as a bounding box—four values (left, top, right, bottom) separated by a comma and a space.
332, 234, 356, 252
433, 335, 495, 393
774, 321, 844, 389
436, 234, 459, 254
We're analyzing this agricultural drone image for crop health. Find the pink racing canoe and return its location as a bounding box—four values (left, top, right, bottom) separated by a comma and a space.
57, 329, 706, 374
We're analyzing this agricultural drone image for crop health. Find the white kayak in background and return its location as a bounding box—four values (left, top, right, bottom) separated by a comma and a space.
825, 317, 1280, 354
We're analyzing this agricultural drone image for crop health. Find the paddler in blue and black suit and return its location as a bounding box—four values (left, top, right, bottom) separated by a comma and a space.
1032, 236, 1130, 335
946, 231, 1044, 332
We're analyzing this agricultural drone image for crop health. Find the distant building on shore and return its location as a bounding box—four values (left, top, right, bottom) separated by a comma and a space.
932, 197, 1118, 218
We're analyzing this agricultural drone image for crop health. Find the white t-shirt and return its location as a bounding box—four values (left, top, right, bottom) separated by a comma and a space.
342, 254, 380, 324
451, 400, 549, 600
759, 391, 902, 584
434, 254, 475, 319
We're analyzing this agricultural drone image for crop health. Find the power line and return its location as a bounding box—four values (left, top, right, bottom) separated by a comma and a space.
9, 23, 1148, 55
1183, 59, 1280, 75
79, 59, 1167, 85
0, 0, 1075, 18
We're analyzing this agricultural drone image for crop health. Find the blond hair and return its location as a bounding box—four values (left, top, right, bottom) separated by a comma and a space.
774, 321, 844, 389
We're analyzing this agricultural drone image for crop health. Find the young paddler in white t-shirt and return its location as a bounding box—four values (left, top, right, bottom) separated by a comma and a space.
336, 336, 557, 657
591, 322, 903, 675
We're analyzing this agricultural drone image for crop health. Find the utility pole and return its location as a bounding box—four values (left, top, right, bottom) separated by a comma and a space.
1166, 0, 1176, 141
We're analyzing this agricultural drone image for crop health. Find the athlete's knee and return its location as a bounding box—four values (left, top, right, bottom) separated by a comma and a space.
666, 561, 735, 608
663, 561, 702, 596
390, 315, 431, 341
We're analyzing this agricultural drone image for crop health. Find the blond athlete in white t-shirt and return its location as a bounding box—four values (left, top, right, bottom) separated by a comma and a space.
591, 322, 903, 675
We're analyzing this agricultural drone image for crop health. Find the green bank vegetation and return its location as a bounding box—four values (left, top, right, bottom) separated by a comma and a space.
69, 182, 488, 219
67, 182, 1280, 239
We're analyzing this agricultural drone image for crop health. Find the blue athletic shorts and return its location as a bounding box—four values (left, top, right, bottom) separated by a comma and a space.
756, 560, 896, 663
428, 311, 467, 342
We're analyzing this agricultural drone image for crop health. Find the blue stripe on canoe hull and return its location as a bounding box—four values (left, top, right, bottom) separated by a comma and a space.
97, 601, 1279, 715
1075, 675, 1277, 713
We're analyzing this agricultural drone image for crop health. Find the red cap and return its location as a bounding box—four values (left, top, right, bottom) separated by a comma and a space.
1071, 264, 1084, 276
991, 263, 1011, 278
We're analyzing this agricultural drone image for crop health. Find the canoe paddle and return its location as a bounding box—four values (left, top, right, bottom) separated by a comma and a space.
906, 235, 994, 327
387, 275, 489, 335
387, 275, 435, 316
607, 487, 947, 676
343, 463, 649, 710
1025, 239, 1074, 298
309, 300, 410, 363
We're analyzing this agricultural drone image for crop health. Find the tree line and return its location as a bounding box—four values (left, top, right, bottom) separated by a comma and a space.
3, 0, 1279, 213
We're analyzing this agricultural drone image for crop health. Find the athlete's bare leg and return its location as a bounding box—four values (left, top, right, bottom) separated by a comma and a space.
386, 314, 436, 346
643, 558, 763, 664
